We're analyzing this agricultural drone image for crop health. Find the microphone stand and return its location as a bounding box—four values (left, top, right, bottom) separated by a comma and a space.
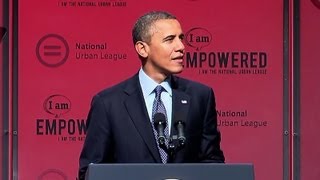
159, 136, 185, 163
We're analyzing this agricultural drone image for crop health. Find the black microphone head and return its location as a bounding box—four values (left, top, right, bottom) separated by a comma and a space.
174, 120, 185, 126
174, 112, 186, 147
153, 113, 166, 127
174, 113, 185, 126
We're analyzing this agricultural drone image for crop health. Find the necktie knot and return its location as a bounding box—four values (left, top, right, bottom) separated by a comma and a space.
154, 85, 164, 98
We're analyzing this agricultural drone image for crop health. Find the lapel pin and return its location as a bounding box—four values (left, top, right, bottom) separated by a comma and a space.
181, 100, 187, 104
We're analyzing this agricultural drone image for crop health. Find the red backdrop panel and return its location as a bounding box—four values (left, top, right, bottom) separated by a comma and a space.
300, 1, 320, 179
18, 0, 284, 180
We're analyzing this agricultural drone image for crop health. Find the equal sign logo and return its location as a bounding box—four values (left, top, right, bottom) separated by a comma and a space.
0, 27, 7, 43
36, 34, 69, 67
44, 44, 62, 56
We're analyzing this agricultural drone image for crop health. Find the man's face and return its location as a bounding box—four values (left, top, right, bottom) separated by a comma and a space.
143, 19, 185, 79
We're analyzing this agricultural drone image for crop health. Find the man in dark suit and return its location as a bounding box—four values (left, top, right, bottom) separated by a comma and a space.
78, 11, 225, 180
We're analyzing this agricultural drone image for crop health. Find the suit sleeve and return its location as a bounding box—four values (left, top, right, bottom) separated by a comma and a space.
198, 88, 225, 163
78, 94, 113, 180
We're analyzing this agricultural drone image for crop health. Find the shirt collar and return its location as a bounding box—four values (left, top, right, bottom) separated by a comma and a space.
138, 68, 172, 96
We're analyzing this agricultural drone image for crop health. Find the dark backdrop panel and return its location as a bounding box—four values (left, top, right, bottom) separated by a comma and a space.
1, 0, 5, 178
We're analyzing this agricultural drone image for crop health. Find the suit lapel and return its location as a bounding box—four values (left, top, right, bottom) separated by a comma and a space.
171, 77, 191, 136
122, 74, 191, 162
123, 75, 161, 162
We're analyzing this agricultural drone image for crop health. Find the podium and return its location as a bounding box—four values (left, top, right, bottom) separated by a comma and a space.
85, 163, 254, 180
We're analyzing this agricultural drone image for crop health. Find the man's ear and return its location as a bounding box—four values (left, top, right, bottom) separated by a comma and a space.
134, 41, 149, 58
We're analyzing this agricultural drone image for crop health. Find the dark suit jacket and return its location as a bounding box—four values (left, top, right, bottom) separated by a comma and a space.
78, 73, 225, 180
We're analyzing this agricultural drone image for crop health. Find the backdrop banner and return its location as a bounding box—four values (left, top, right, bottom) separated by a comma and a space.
300, 1, 320, 180
18, 0, 284, 180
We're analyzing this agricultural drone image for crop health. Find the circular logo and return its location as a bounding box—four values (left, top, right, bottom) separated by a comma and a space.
43, 94, 72, 118
36, 34, 69, 67
185, 27, 212, 51
38, 169, 67, 180
311, 0, 320, 9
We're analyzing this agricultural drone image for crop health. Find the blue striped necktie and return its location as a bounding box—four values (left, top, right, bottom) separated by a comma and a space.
152, 85, 169, 163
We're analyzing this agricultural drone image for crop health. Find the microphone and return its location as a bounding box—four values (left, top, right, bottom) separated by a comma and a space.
174, 119, 186, 146
153, 113, 167, 146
